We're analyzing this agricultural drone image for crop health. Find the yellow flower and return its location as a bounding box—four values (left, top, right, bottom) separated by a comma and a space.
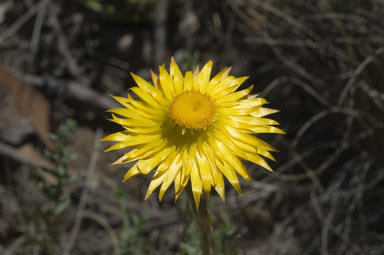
102, 58, 284, 207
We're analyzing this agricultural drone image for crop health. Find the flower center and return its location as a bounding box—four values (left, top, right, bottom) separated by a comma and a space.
170, 91, 215, 129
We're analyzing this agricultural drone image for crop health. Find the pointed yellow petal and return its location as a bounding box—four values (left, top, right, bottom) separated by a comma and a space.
196, 148, 212, 195
123, 163, 141, 181
159, 153, 182, 201
122, 140, 166, 163
256, 148, 276, 161
229, 116, 279, 126
225, 154, 251, 181
225, 126, 278, 152
195, 60, 213, 93
216, 85, 254, 103
219, 106, 257, 116
131, 87, 159, 107
184, 71, 194, 91
216, 160, 242, 194
150, 69, 159, 89
244, 153, 273, 172
190, 163, 203, 208
110, 114, 158, 127
210, 67, 231, 85
215, 76, 249, 98
124, 126, 160, 135
234, 98, 267, 109
201, 142, 217, 185
111, 95, 130, 108
213, 171, 225, 202
210, 76, 236, 97
170, 57, 184, 95
107, 108, 138, 118
131, 72, 154, 93
159, 65, 175, 100
137, 148, 169, 174
250, 126, 286, 134
231, 138, 257, 154
101, 132, 129, 142
251, 107, 279, 117
193, 66, 200, 80
210, 125, 246, 158
104, 134, 161, 152
144, 169, 167, 200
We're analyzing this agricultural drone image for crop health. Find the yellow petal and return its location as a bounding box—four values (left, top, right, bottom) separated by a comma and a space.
107, 108, 139, 119
229, 116, 279, 126
195, 60, 213, 93
111, 95, 130, 108
216, 85, 254, 103
216, 160, 242, 194
159, 153, 182, 201
123, 163, 141, 181
150, 69, 159, 89
109, 107, 162, 120
210, 125, 246, 158
234, 98, 267, 109
219, 106, 257, 116
131, 87, 160, 107
190, 163, 203, 208
170, 57, 184, 95
193, 66, 200, 80
137, 148, 169, 174
159, 65, 175, 100
119, 140, 166, 163
210, 76, 236, 97
131, 72, 154, 94
213, 171, 225, 202
124, 126, 160, 135
174, 171, 182, 199
221, 147, 251, 181
225, 126, 278, 152
201, 142, 217, 185
104, 135, 161, 152
100, 131, 129, 142
182, 147, 193, 181
256, 148, 276, 161
183, 71, 194, 91
230, 76, 248, 88
231, 138, 257, 154
250, 126, 286, 134
196, 148, 212, 195
210, 67, 231, 85
122, 95, 165, 115
215, 76, 249, 99
251, 107, 279, 117
110, 115, 158, 127
144, 169, 167, 200
244, 153, 273, 172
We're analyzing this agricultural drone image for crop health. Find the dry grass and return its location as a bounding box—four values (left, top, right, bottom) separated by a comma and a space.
0, 0, 383, 254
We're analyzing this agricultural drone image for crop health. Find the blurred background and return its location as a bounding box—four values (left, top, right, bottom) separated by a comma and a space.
0, 0, 383, 254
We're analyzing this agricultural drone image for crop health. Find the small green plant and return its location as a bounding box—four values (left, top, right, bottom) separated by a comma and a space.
114, 186, 152, 255
179, 198, 238, 255
9, 119, 78, 254
31, 118, 78, 246
40, 119, 77, 216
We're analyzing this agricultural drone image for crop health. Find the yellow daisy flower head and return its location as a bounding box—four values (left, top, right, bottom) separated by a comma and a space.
102, 58, 284, 208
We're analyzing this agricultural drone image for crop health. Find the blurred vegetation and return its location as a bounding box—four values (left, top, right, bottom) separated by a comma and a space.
0, 0, 383, 254
114, 186, 152, 255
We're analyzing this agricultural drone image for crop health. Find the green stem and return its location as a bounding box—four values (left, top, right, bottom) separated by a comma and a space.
187, 188, 213, 255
